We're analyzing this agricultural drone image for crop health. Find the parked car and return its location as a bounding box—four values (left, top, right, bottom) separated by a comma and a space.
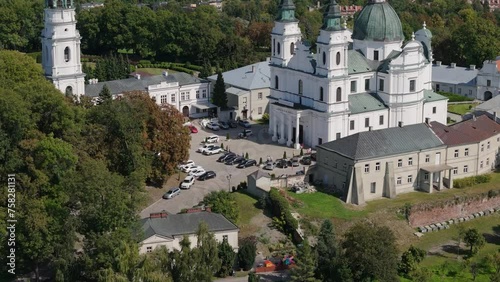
188, 125, 198, 133
198, 144, 216, 154
163, 188, 181, 199
181, 163, 197, 172
180, 175, 195, 189
205, 135, 219, 144
218, 121, 229, 130
229, 121, 238, 128
223, 155, 238, 164
275, 159, 288, 168
203, 146, 224, 155
189, 168, 206, 178
289, 157, 300, 167
226, 156, 245, 165
238, 129, 253, 138
217, 152, 235, 162
206, 122, 220, 131
238, 120, 251, 128
237, 159, 257, 168
311, 153, 316, 161
198, 171, 216, 181
300, 156, 312, 165
178, 160, 195, 169
184, 165, 203, 173
264, 161, 275, 170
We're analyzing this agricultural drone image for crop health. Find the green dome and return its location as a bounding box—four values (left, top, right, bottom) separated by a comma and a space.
352, 0, 404, 42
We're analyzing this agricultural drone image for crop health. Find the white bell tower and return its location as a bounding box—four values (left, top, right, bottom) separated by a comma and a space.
270, 0, 302, 67
41, 0, 85, 97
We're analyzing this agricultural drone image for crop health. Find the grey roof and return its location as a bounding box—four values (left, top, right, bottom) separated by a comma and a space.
348, 93, 387, 114
318, 123, 444, 160
476, 95, 500, 115
377, 50, 402, 73
249, 169, 271, 180
226, 87, 249, 96
208, 61, 270, 90
140, 212, 239, 240
432, 64, 478, 85
85, 72, 204, 97
348, 50, 379, 74
423, 90, 448, 102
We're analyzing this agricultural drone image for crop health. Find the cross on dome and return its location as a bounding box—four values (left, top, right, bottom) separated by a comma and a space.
411, 32, 415, 40
423, 21, 427, 29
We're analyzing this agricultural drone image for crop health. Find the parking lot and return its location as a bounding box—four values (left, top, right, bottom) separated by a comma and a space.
140, 120, 309, 218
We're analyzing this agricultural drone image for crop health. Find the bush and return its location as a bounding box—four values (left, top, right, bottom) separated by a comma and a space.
454, 174, 492, 188
139, 59, 151, 65
261, 113, 269, 123
438, 91, 474, 102
170, 65, 194, 74
238, 237, 257, 271
268, 188, 298, 234
488, 189, 500, 198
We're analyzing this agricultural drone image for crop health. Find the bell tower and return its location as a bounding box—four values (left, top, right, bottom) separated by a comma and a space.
270, 0, 302, 67
41, 0, 85, 97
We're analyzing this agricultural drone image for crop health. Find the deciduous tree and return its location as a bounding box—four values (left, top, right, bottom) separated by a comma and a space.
399, 245, 427, 276
203, 191, 239, 223
464, 228, 485, 256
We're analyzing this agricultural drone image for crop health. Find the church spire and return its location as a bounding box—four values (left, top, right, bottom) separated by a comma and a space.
276, 0, 297, 22
322, 0, 342, 31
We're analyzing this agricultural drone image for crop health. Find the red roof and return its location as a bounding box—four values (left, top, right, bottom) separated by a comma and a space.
430, 115, 500, 145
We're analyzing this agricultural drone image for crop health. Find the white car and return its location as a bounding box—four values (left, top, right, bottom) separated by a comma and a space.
181, 163, 197, 172
205, 135, 219, 143
178, 160, 195, 169
180, 175, 195, 189
185, 165, 203, 173
207, 122, 220, 131
189, 169, 206, 178
203, 146, 224, 155
198, 144, 216, 154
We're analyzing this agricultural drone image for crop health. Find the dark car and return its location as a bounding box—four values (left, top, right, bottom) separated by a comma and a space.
311, 153, 317, 161
237, 159, 257, 168
301, 156, 312, 165
198, 171, 216, 181
289, 157, 300, 167
227, 157, 245, 165
229, 121, 238, 128
275, 159, 288, 168
218, 121, 230, 130
238, 120, 251, 128
217, 152, 235, 162
223, 155, 238, 164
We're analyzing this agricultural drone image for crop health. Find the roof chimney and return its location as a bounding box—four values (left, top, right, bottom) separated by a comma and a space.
450, 63, 456, 68
435, 61, 442, 66
425, 117, 431, 126
368, 126, 373, 131
163, 71, 169, 77
150, 211, 168, 218
251, 65, 256, 73
135, 73, 141, 80
469, 65, 476, 70
398, 121, 404, 127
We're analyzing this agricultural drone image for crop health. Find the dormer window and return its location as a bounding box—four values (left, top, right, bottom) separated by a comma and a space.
374, 50, 379, 61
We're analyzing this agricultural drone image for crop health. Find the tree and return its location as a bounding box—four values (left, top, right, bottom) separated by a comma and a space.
464, 228, 485, 256
212, 71, 227, 109
193, 222, 221, 281
238, 237, 257, 271
99, 84, 112, 102
342, 222, 399, 282
199, 61, 213, 78
218, 237, 236, 277
203, 191, 239, 223
398, 245, 427, 276
290, 239, 318, 282
248, 271, 260, 282
315, 220, 350, 281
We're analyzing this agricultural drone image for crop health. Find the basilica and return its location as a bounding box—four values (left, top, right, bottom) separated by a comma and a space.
268, 0, 448, 149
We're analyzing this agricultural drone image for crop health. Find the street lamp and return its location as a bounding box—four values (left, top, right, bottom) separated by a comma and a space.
226, 174, 232, 192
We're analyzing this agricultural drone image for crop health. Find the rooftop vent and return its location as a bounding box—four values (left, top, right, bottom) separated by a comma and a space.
435, 61, 442, 66
450, 63, 456, 68
135, 73, 141, 80
469, 65, 476, 70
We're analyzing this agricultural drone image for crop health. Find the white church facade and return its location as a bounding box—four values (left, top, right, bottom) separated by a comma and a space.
268, 0, 448, 149
42, 0, 86, 97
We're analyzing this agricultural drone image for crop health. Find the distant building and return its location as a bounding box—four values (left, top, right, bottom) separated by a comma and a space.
139, 210, 239, 254
340, 5, 363, 17
80, 2, 105, 10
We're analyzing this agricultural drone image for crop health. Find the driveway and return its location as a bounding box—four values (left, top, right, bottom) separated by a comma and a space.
140, 121, 307, 218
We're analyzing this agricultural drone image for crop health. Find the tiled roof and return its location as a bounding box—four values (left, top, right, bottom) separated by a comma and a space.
140, 212, 238, 240
318, 123, 444, 160
85, 72, 204, 97
348, 50, 379, 74
429, 121, 478, 145
348, 93, 387, 114
208, 61, 270, 90
423, 90, 448, 102
432, 64, 478, 86
449, 115, 500, 142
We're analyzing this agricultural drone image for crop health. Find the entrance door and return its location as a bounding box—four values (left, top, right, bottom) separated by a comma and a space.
182, 106, 189, 117
485, 91, 493, 101
299, 125, 304, 144
435, 152, 441, 164
242, 110, 248, 119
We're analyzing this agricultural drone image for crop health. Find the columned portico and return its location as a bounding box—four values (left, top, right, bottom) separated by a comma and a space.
286, 119, 293, 147
294, 113, 301, 149
278, 112, 286, 144
420, 164, 453, 193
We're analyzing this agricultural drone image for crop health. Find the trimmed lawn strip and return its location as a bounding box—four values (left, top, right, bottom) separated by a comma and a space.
447, 103, 479, 115
233, 191, 261, 237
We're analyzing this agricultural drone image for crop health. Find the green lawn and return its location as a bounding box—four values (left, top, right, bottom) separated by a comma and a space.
137, 68, 177, 75
233, 192, 261, 237
287, 191, 367, 220
448, 103, 479, 115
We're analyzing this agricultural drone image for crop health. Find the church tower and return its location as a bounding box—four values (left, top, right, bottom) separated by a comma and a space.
270, 0, 302, 67
41, 0, 85, 97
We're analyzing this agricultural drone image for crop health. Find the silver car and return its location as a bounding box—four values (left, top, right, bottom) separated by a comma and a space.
163, 188, 181, 199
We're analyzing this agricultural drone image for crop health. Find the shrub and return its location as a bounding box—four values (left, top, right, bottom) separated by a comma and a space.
170, 65, 194, 74
268, 188, 298, 234
261, 113, 269, 123
488, 189, 500, 198
139, 59, 151, 65
226, 133, 230, 140
283, 151, 287, 159
454, 174, 492, 188
220, 143, 224, 149
259, 157, 263, 165
438, 91, 474, 102
238, 237, 257, 271
245, 152, 249, 159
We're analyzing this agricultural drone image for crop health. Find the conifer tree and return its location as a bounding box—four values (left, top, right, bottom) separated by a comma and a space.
212, 71, 227, 109
290, 239, 318, 282
99, 84, 112, 102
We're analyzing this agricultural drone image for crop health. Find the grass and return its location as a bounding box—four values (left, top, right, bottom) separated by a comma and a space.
448, 103, 479, 115
233, 191, 261, 237
137, 68, 177, 75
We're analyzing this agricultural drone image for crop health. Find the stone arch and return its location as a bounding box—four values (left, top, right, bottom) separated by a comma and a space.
65, 86, 73, 96
277, 42, 281, 55
484, 91, 493, 101
336, 87, 342, 102
290, 42, 295, 55
182, 106, 189, 117
336, 51, 341, 65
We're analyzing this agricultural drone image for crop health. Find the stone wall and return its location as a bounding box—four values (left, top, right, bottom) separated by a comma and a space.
408, 194, 500, 227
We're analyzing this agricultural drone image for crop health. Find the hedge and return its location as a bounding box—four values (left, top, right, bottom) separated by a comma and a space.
454, 174, 492, 188
268, 188, 298, 234
438, 91, 474, 102
170, 65, 194, 75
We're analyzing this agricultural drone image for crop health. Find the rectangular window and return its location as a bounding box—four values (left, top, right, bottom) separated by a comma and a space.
365, 117, 370, 128
408, 157, 413, 166
453, 167, 458, 175
365, 79, 370, 91
397, 177, 402, 185
171, 94, 176, 103
160, 95, 168, 104
342, 182, 346, 189
379, 79, 384, 91
181, 92, 186, 101
480, 161, 483, 168
379, 115, 384, 125
425, 155, 430, 163
146, 247, 152, 253
370, 182, 376, 193
186, 93, 190, 100
463, 165, 468, 173
410, 80, 416, 92
364, 164, 370, 173
487, 80, 491, 87
350, 81, 357, 93
398, 159, 403, 167
432, 107, 437, 114
196, 90, 200, 99
454, 149, 459, 158
334, 161, 338, 168
258, 107, 262, 114
223, 235, 228, 241
464, 148, 469, 156
258, 92, 263, 99
487, 141, 490, 149
424, 173, 429, 180
374, 50, 379, 61
336, 133, 341, 140
436, 84, 440, 91
350, 120, 355, 130
343, 163, 347, 171
318, 138, 323, 145
481, 144, 484, 152
407, 175, 413, 183
375, 162, 380, 171
487, 158, 490, 165
202, 90, 207, 98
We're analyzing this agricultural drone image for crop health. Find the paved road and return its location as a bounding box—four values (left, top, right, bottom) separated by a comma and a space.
140, 121, 307, 218
214, 271, 290, 282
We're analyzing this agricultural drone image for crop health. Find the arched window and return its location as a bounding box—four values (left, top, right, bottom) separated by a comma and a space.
64, 47, 70, 62
277, 42, 281, 55
273, 39, 275, 55
298, 80, 303, 95
65, 86, 73, 96
336, 51, 341, 65
275, 75, 279, 89
319, 87, 324, 101
336, 87, 342, 102
290, 42, 295, 55
322, 52, 326, 65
